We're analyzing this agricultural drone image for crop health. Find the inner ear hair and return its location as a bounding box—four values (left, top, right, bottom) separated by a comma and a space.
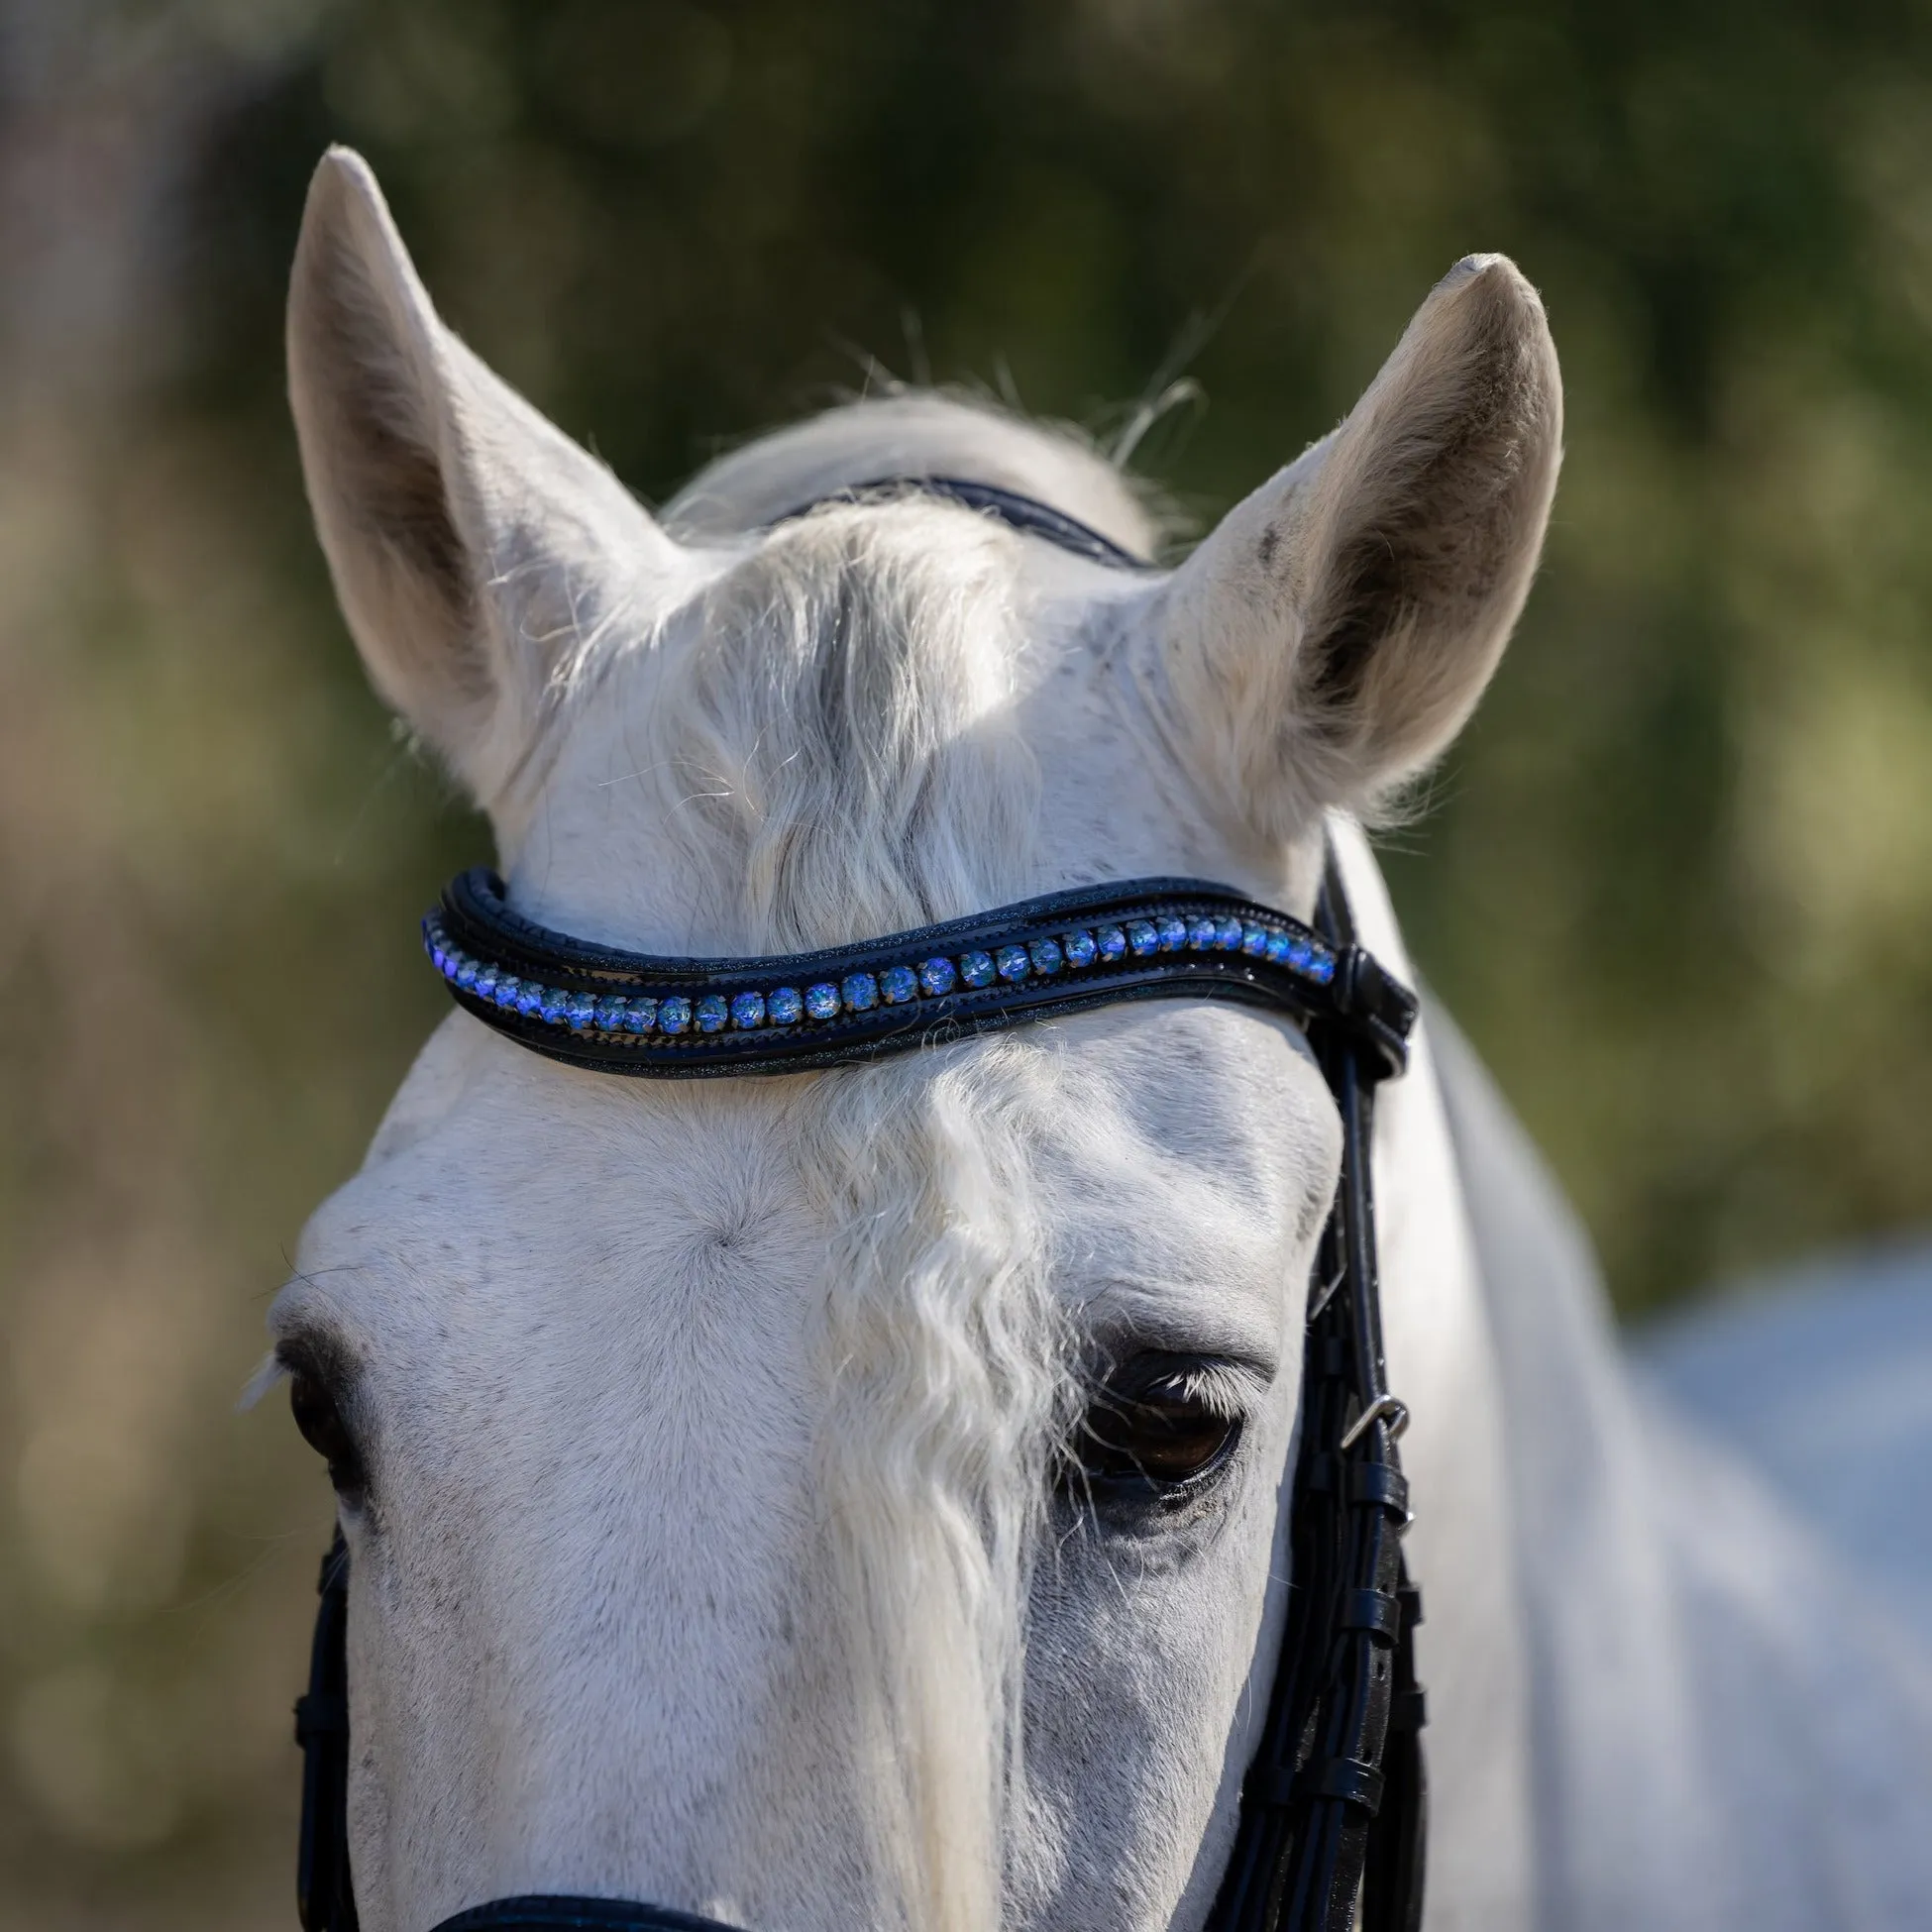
1302, 272, 1555, 753
1155, 254, 1561, 847
319, 276, 474, 648
1306, 281, 1546, 734
287, 149, 681, 821
286, 152, 499, 757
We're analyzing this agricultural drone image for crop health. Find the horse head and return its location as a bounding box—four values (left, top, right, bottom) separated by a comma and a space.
269, 147, 1559, 1932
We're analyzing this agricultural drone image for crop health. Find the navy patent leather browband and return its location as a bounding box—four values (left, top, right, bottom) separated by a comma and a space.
294, 477, 1426, 1932
425, 869, 1417, 1083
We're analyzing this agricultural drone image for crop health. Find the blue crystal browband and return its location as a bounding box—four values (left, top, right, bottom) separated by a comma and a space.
424, 867, 1417, 1080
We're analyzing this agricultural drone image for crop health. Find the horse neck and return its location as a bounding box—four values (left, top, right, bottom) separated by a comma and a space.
1434, 1002, 1932, 1930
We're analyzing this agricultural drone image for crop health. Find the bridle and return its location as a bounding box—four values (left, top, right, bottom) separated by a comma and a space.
292, 480, 1426, 1932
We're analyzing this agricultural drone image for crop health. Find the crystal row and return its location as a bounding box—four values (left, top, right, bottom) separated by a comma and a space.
423, 906, 1336, 1041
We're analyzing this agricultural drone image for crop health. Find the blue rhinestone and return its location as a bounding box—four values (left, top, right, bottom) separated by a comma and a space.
696, 994, 729, 1033
731, 991, 766, 1029
960, 950, 996, 989
768, 987, 805, 1025
1096, 925, 1127, 962
1157, 915, 1188, 952
1264, 930, 1293, 965
431, 942, 450, 975
880, 965, 918, 1005
475, 965, 500, 1000
1188, 916, 1218, 950
658, 996, 693, 1034
996, 944, 1030, 982
517, 982, 548, 1018
594, 994, 627, 1031
1215, 914, 1243, 950
805, 982, 841, 1020
1241, 923, 1270, 957
842, 973, 879, 1012
919, 956, 957, 996
1062, 930, 1097, 969
623, 999, 657, 1033
493, 976, 522, 1010
1285, 936, 1313, 972
538, 987, 571, 1024
1305, 948, 1336, 985
1029, 937, 1064, 975
565, 992, 597, 1030
1127, 920, 1159, 957
454, 955, 481, 990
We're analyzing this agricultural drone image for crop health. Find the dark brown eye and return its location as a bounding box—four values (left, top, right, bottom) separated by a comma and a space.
289, 1369, 365, 1497
1077, 1361, 1243, 1489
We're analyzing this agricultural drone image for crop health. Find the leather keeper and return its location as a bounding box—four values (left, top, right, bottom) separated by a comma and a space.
1340, 1588, 1403, 1643
1297, 1756, 1386, 1815
1347, 1462, 1410, 1515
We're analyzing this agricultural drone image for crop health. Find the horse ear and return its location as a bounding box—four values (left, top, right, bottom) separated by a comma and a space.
1156, 255, 1561, 840
287, 147, 678, 813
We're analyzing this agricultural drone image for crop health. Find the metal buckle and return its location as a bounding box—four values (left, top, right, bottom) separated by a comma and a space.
1339, 1393, 1411, 1453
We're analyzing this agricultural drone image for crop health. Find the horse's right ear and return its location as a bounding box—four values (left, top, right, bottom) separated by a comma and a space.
287, 148, 679, 816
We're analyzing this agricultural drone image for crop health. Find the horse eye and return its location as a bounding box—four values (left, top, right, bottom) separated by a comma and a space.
1077, 1366, 1243, 1489
289, 1370, 365, 1497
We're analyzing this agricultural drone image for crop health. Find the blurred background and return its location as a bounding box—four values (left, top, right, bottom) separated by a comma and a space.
3, 0, 1931, 1923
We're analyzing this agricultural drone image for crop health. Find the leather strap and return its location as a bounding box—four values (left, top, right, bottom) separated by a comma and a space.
295, 1533, 356, 1932
1200, 848, 1425, 1932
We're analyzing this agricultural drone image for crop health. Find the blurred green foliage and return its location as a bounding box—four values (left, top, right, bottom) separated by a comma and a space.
4, 0, 1932, 1922
195, 0, 1932, 1311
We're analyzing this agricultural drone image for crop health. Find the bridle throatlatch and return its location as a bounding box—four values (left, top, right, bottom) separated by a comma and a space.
293, 480, 1425, 1932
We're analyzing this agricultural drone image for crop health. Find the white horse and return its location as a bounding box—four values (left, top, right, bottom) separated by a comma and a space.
268, 148, 1932, 1932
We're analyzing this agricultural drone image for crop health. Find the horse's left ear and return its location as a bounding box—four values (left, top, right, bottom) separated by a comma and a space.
1156, 255, 1562, 838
